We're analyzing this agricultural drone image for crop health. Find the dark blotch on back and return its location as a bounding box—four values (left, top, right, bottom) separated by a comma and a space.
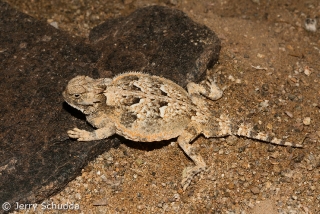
160, 90, 168, 96
121, 75, 139, 82
122, 96, 141, 106
190, 109, 197, 117
118, 75, 141, 91
131, 97, 140, 105
132, 84, 141, 91
118, 75, 139, 85
159, 101, 168, 107
120, 111, 137, 128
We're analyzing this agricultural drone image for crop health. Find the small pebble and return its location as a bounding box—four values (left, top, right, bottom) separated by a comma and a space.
49, 21, 59, 29
19, 42, 27, 49
304, 18, 317, 32
304, 66, 311, 76
262, 83, 269, 91
251, 186, 260, 194
75, 193, 81, 200
169, 0, 178, 5
265, 181, 272, 189
288, 94, 296, 100
285, 111, 293, 118
260, 100, 269, 108
174, 193, 180, 200
303, 117, 311, 125
92, 198, 108, 206
228, 183, 235, 189
41, 35, 52, 42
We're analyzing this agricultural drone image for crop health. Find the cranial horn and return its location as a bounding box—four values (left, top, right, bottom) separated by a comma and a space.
68, 85, 86, 94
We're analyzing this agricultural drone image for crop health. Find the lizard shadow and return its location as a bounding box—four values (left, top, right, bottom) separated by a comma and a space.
120, 134, 202, 153
62, 102, 86, 121
119, 136, 174, 152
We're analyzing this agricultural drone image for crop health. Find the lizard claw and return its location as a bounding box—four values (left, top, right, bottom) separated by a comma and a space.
205, 77, 223, 100
67, 128, 92, 141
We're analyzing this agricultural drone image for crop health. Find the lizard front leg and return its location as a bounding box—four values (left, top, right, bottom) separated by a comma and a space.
68, 124, 116, 141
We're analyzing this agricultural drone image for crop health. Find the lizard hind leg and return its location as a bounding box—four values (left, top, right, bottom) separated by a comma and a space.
177, 123, 207, 190
187, 77, 223, 101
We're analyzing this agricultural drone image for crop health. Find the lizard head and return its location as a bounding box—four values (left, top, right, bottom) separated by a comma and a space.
63, 76, 111, 115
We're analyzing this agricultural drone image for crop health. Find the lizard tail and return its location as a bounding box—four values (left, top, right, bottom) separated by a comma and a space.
205, 114, 303, 148
231, 121, 303, 148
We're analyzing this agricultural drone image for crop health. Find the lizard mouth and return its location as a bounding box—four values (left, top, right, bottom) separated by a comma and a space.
78, 99, 101, 105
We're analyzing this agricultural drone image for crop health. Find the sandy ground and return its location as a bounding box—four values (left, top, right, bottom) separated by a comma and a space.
5, 0, 320, 213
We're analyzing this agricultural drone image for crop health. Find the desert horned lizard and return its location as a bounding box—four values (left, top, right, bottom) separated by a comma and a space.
63, 72, 302, 190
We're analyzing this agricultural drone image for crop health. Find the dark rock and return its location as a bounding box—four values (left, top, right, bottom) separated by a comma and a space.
89, 5, 221, 87
0, 2, 120, 213
0, 2, 220, 213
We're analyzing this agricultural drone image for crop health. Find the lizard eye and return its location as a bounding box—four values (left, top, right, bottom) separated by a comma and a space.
74, 94, 81, 99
